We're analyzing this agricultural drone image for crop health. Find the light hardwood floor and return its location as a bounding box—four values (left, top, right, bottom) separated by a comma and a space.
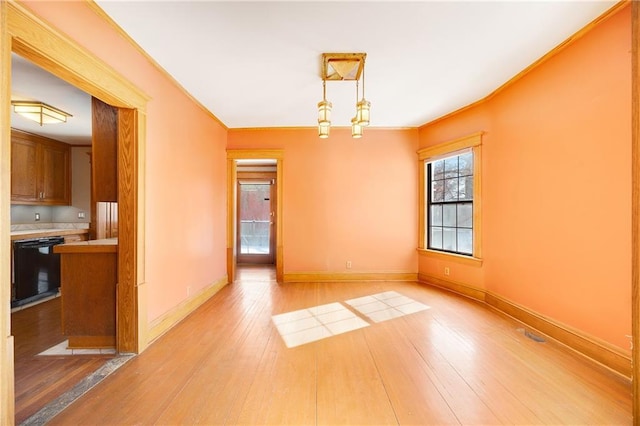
49, 266, 631, 425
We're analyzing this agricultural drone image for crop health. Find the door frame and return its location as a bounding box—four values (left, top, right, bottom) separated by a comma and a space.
632, 1, 639, 420
227, 150, 284, 282
2, 3, 148, 421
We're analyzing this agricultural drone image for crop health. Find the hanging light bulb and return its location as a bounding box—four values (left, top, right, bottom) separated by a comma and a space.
317, 80, 332, 126
351, 117, 363, 138
351, 80, 363, 138
355, 59, 370, 127
318, 122, 330, 139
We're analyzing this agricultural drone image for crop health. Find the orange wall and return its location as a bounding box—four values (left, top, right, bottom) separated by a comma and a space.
228, 128, 419, 274
419, 6, 631, 350
19, 1, 229, 322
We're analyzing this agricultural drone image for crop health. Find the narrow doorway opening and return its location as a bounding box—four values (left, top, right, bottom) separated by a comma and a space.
226, 152, 283, 283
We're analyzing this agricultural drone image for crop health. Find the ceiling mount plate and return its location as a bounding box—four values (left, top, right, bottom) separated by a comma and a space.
322, 53, 366, 81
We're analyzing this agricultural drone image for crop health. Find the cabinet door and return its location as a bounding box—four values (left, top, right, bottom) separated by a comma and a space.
11, 137, 39, 203
41, 143, 70, 205
92, 97, 118, 202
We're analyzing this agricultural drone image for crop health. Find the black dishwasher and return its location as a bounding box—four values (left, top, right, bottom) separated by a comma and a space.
12, 237, 65, 308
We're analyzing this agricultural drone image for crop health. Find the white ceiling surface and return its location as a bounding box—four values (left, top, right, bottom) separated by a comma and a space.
10, 1, 617, 143
11, 53, 93, 144
95, 1, 616, 129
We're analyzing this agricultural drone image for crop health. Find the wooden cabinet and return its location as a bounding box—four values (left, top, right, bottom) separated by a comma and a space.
11, 129, 70, 205
54, 239, 117, 349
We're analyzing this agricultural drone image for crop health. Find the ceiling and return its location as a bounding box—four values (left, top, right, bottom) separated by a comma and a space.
11, 1, 617, 142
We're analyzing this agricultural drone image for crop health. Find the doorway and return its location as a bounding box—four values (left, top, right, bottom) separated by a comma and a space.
2, 4, 147, 422
226, 151, 284, 283
237, 174, 276, 265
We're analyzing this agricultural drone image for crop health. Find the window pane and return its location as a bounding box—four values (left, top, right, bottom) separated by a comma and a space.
430, 227, 443, 249
443, 227, 456, 251
444, 178, 458, 201
443, 204, 456, 227
444, 157, 458, 178
459, 176, 473, 201
457, 203, 472, 228
430, 205, 443, 226
425, 151, 476, 257
459, 152, 473, 177
457, 228, 473, 254
431, 180, 444, 202
432, 160, 445, 181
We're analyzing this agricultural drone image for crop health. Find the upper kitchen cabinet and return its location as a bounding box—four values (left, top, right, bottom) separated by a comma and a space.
11, 129, 70, 205
92, 97, 118, 202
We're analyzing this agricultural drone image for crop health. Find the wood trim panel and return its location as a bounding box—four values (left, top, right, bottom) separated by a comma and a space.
632, 0, 640, 418
284, 272, 418, 283
1, 1, 15, 422
418, 158, 425, 248
227, 149, 284, 160
117, 108, 138, 353
227, 159, 237, 283
417, 132, 482, 160
417, 249, 483, 267
7, 2, 149, 110
485, 292, 632, 380
417, 273, 487, 302
148, 276, 229, 344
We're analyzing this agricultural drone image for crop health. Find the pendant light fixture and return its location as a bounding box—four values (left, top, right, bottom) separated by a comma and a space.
317, 53, 370, 139
355, 57, 370, 127
351, 80, 363, 138
317, 80, 332, 138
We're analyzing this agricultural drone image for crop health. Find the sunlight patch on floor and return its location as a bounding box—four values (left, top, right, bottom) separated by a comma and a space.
272, 302, 369, 348
272, 292, 430, 348
346, 291, 430, 323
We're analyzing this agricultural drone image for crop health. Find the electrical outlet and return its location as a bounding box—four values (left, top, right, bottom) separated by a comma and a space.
444, 267, 450, 276
35, 212, 40, 221
346, 261, 352, 269
78, 211, 85, 219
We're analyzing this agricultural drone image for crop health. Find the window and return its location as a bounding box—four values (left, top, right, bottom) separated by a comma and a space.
418, 132, 482, 262
427, 151, 473, 255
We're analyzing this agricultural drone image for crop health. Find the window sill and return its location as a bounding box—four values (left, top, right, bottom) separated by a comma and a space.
417, 248, 483, 267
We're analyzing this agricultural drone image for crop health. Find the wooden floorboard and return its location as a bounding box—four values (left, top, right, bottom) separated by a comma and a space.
11, 296, 114, 424
49, 266, 632, 425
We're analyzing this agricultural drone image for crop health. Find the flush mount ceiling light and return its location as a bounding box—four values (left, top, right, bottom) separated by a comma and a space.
11, 101, 72, 126
317, 53, 370, 139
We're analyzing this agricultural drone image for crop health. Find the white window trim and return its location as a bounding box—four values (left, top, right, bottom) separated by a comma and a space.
418, 132, 483, 265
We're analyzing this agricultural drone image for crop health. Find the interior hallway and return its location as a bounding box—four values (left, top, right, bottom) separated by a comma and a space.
47, 266, 631, 424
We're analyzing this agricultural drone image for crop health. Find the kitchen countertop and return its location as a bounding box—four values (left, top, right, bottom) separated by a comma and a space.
54, 238, 117, 254
10, 228, 90, 241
